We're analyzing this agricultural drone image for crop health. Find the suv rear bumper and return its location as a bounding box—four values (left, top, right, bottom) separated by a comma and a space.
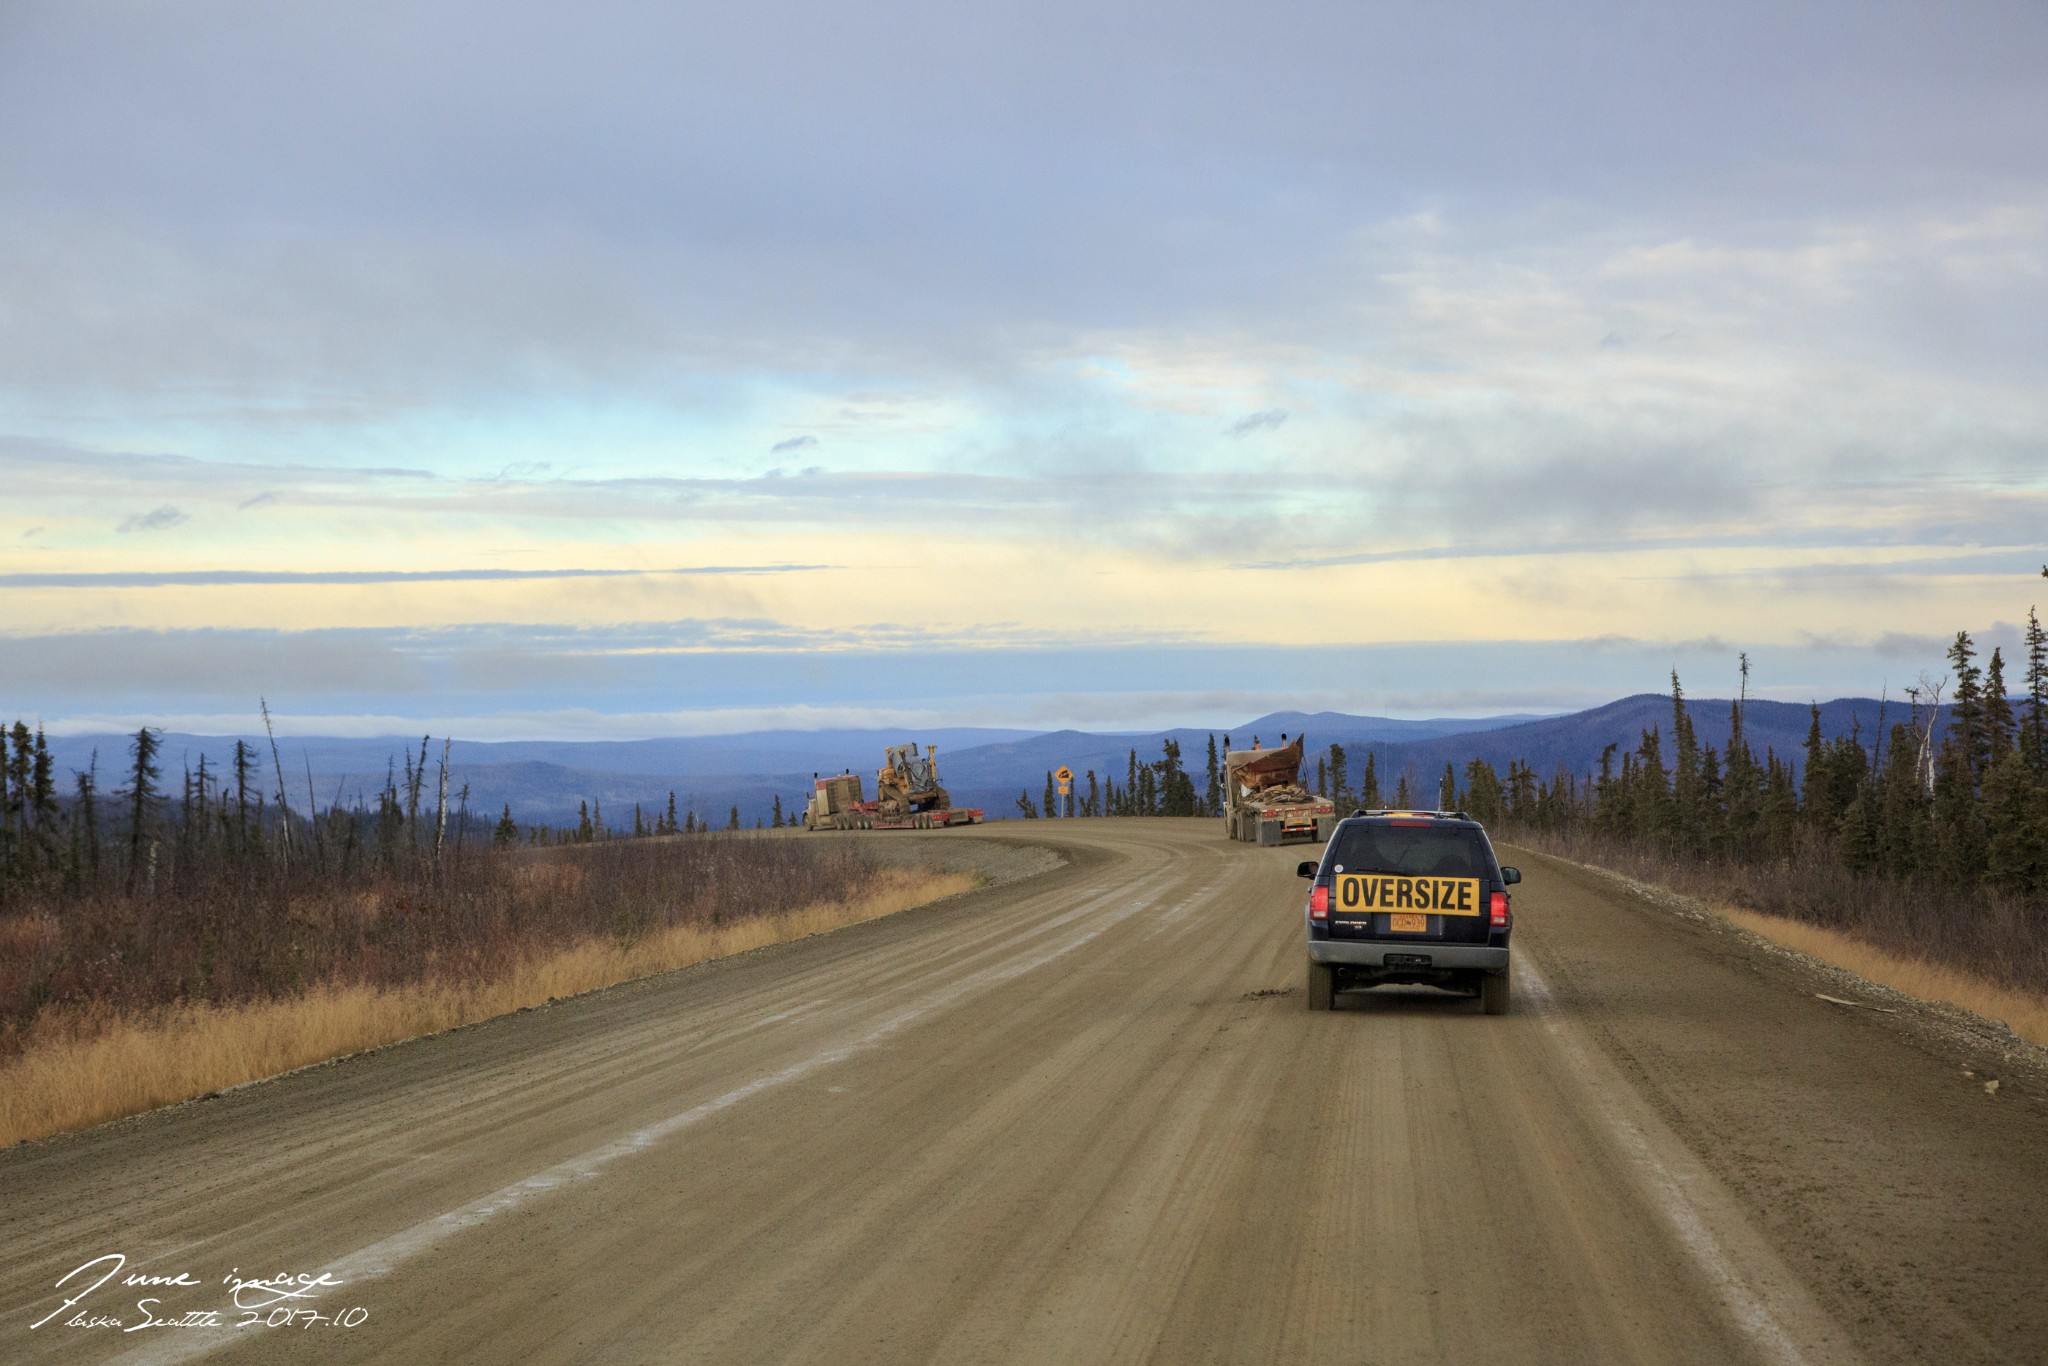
1308, 941, 1509, 971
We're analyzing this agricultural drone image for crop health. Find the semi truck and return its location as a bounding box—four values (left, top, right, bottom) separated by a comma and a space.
1223, 733, 1337, 845
802, 742, 986, 831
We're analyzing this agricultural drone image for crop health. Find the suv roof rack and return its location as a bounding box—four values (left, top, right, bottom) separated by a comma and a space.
1348, 808, 1471, 820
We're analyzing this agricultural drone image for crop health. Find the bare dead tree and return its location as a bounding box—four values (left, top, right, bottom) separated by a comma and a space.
260, 698, 291, 869
434, 738, 451, 866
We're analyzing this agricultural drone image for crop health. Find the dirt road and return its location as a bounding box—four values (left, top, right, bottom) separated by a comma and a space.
4, 820, 2045, 1364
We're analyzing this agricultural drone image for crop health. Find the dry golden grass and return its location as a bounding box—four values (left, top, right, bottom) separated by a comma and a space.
0, 867, 976, 1149
1719, 905, 2048, 1048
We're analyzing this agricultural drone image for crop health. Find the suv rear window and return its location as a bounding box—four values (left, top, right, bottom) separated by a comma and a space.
1330, 824, 1492, 879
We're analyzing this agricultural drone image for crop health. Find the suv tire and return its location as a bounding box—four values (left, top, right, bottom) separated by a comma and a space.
1307, 957, 1336, 1010
1481, 968, 1510, 1016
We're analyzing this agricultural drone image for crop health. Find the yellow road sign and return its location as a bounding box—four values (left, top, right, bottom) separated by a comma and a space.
1055, 765, 1073, 784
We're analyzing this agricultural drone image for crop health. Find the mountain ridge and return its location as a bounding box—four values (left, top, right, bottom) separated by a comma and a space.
29, 696, 1935, 826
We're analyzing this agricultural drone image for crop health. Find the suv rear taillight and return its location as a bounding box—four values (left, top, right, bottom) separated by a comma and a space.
1310, 885, 1329, 920
1489, 891, 1511, 927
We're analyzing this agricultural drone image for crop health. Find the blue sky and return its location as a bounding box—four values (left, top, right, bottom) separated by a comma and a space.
3, 1, 2045, 738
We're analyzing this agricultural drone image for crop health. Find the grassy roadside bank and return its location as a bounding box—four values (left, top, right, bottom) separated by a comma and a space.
1513, 842, 2048, 1048
0, 866, 976, 1148
1713, 905, 2048, 1047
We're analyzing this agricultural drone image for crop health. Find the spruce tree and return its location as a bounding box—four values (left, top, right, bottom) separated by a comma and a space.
1801, 704, 1832, 832
2023, 606, 2048, 781
1153, 739, 1191, 815
1507, 760, 1538, 822
30, 725, 54, 842
1633, 727, 1673, 849
1463, 758, 1504, 826
1086, 770, 1099, 817
233, 740, 255, 856
1360, 751, 1380, 809
1983, 648, 2016, 760
1698, 746, 1729, 856
1723, 701, 1763, 861
4, 722, 30, 870
1669, 673, 1703, 851
73, 752, 101, 885
1946, 631, 1988, 786
1874, 722, 1925, 880
1836, 787, 1878, 874
1328, 743, 1348, 809
1983, 749, 2044, 893
1593, 743, 1623, 835
123, 727, 162, 893
728, 805, 740, 830
1043, 771, 1057, 817
1204, 734, 1221, 817
1934, 633, 1989, 880
1760, 751, 1800, 860
1439, 763, 1457, 812
772, 794, 784, 828
495, 804, 519, 846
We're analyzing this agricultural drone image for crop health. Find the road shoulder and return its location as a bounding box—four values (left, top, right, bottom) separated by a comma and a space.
1508, 845, 2048, 1365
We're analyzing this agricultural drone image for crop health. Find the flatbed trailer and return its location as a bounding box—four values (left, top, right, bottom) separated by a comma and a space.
1227, 794, 1336, 845
801, 764, 983, 831
808, 801, 986, 832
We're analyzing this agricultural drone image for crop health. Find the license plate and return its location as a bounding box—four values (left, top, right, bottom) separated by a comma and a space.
1389, 912, 1428, 933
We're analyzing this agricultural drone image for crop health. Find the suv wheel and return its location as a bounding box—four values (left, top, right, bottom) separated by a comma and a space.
1481, 968, 1510, 1016
1307, 957, 1336, 1010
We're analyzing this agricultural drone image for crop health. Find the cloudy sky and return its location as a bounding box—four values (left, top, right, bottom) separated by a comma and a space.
3, 0, 2045, 738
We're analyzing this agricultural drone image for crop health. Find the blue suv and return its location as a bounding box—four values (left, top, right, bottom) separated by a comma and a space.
1298, 810, 1521, 1014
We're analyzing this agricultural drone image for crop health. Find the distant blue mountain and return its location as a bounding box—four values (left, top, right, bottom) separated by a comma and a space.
34, 697, 1925, 828
1325, 693, 1924, 800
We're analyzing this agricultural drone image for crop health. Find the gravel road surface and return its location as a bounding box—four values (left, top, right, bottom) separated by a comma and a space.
4, 819, 2044, 1364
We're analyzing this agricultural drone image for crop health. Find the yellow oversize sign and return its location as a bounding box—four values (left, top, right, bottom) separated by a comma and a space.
1334, 874, 1482, 917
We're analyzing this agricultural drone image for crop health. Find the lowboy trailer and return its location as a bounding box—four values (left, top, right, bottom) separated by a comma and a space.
802, 744, 985, 831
